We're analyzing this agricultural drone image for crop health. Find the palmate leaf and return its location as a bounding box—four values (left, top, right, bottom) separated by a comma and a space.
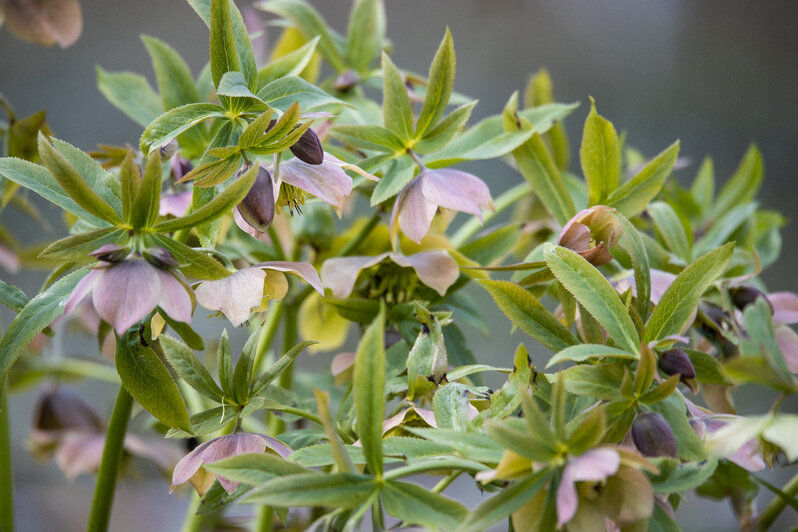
160, 334, 224, 401
256, 75, 346, 112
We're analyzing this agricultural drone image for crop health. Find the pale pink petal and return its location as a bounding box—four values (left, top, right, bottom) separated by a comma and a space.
171, 440, 214, 489
257, 261, 324, 295
615, 269, 676, 305
55, 432, 105, 479
769, 292, 798, 325
233, 208, 271, 242
65, 269, 102, 315
196, 433, 290, 494
92, 260, 160, 335
278, 156, 353, 218
324, 153, 378, 182
776, 326, 798, 373
392, 179, 437, 244
331, 352, 356, 376
124, 434, 184, 472
156, 270, 193, 324
321, 253, 389, 299
556, 466, 580, 528
420, 169, 493, 220
0, 244, 20, 273
194, 268, 267, 327
557, 448, 620, 527
390, 251, 459, 297
414, 408, 438, 428
159, 191, 192, 217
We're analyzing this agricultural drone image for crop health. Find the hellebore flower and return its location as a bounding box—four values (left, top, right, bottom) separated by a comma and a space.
320, 250, 460, 300
159, 190, 192, 218
558, 206, 622, 266
556, 448, 621, 528
65, 245, 193, 335
194, 261, 323, 327
171, 432, 291, 495
2, 0, 83, 48
685, 399, 765, 472
390, 168, 493, 244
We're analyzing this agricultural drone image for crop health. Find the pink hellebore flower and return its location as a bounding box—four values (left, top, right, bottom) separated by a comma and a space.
558, 206, 622, 267
171, 432, 291, 495
65, 246, 193, 335
194, 261, 324, 327
556, 448, 621, 528
390, 168, 493, 244
321, 250, 460, 299
158, 190, 192, 218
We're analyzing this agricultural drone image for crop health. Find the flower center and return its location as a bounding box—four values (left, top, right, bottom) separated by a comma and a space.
275, 182, 306, 215
364, 262, 420, 304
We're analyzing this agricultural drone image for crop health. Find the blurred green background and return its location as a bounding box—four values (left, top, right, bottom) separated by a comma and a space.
1, 1, 796, 530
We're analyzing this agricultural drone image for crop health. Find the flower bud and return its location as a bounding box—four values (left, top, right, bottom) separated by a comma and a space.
33, 388, 103, 432
332, 70, 361, 92
159, 140, 178, 159
289, 128, 324, 165
170, 155, 194, 181
237, 167, 275, 232
658, 349, 696, 380
730, 286, 773, 313
90, 244, 130, 264
143, 247, 179, 269
558, 206, 620, 266
632, 411, 677, 458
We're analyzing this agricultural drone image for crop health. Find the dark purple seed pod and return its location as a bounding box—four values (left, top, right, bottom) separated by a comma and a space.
90, 244, 130, 264
632, 411, 677, 458
658, 349, 696, 380
289, 128, 324, 165
730, 286, 773, 313
34, 387, 103, 432
143, 247, 179, 270
237, 166, 275, 232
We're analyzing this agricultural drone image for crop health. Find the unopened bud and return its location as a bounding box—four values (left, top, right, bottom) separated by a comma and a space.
332, 70, 361, 92
90, 244, 130, 264
289, 128, 324, 165
34, 388, 103, 432
143, 247, 178, 269
658, 349, 696, 380
237, 167, 275, 232
632, 411, 677, 458
159, 140, 178, 159
730, 286, 773, 313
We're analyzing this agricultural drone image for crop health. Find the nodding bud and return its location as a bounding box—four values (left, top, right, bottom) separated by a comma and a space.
730, 286, 773, 313
632, 411, 677, 458
237, 167, 275, 232
33, 388, 103, 432
159, 140, 178, 159
289, 128, 324, 165
332, 70, 361, 91
658, 349, 696, 380
558, 206, 621, 267
90, 244, 130, 264
143, 247, 179, 269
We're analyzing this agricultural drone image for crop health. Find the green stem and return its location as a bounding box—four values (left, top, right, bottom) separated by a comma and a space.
278, 306, 298, 390
252, 302, 285, 375
0, 385, 15, 532
268, 226, 286, 261
87, 386, 134, 532
371, 496, 385, 531
339, 212, 381, 257
757, 470, 798, 530
450, 181, 532, 247
255, 505, 274, 532
180, 492, 204, 532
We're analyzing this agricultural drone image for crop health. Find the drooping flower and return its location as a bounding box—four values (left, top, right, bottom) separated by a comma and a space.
686, 399, 765, 472
390, 168, 493, 244
171, 432, 291, 495
194, 261, 323, 327
2, 0, 83, 48
556, 448, 621, 528
65, 245, 193, 335
159, 190, 192, 218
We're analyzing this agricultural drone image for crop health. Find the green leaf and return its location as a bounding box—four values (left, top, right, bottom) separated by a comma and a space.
330, 124, 404, 154
0, 269, 84, 377
256, 75, 345, 112
407, 428, 504, 463
141, 35, 200, 110
580, 98, 620, 205
146, 233, 230, 280
544, 244, 640, 353
648, 201, 691, 262
684, 349, 726, 385
153, 163, 255, 232
251, 340, 317, 396
740, 298, 792, 382
415, 28, 455, 138
238, 108, 274, 149
690, 157, 715, 216
457, 469, 551, 532
210, 0, 256, 91
245, 473, 375, 508
140, 103, 225, 154
693, 201, 757, 257
217, 329, 234, 399
381, 52, 413, 142
130, 150, 162, 229
370, 155, 414, 205
96, 66, 162, 128
547, 344, 637, 367
643, 243, 733, 342
710, 144, 763, 221
414, 101, 476, 154
432, 382, 471, 430
459, 224, 519, 265
38, 227, 126, 262
612, 211, 651, 320
204, 452, 310, 486
160, 334, 224, 401
480, 280, 578, 352
216, 71, 262, 103
382, 480, 467, 531
606, 141, 680, 218
257, 36, 320, 87
346, 0, 385, 73
0, 280, 28, 313
560, 362, 625, 401
38, 134, 122, 225
650, 456, 718, 494
50, 138, 123, 214
115, 336, 192, 432
354, 307, 385, 476
184, 153, 243, 188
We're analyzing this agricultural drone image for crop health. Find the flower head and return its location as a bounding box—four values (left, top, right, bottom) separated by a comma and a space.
558, 206, 622, 266
171, 432, 291, 495
391, 168, 493, 244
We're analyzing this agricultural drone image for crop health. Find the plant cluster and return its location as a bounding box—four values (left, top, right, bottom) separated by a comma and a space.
0, 1, 796, 531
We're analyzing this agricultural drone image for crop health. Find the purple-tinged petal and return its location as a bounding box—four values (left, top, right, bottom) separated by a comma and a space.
171, 440, 214, 491
559, 222, 591, 253
278, 156, 353, 217
776, 326, 798, 373
392, 178, 437, 244
557, 448, 620, 527
194, 268, 266, 327
159, 191, 192, 217
156, 270, 193, 324
556, 466, 580, 528
420, 169, 493, 220
92, 260, 160, 335
414, 407, 438, 428
390, 251, 459, 297
769, 292, 798, 325
0, 244, 20, 273
55, 431, 105, 479
65, 269, 102, 315
233, 208, 271, 242
257, 261, 324, 295
321, 254, 389, 299
323, 153, 378, 182
615, 269, 676, 304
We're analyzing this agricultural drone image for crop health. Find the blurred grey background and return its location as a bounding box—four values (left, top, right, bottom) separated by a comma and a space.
1, 0, 797, 530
